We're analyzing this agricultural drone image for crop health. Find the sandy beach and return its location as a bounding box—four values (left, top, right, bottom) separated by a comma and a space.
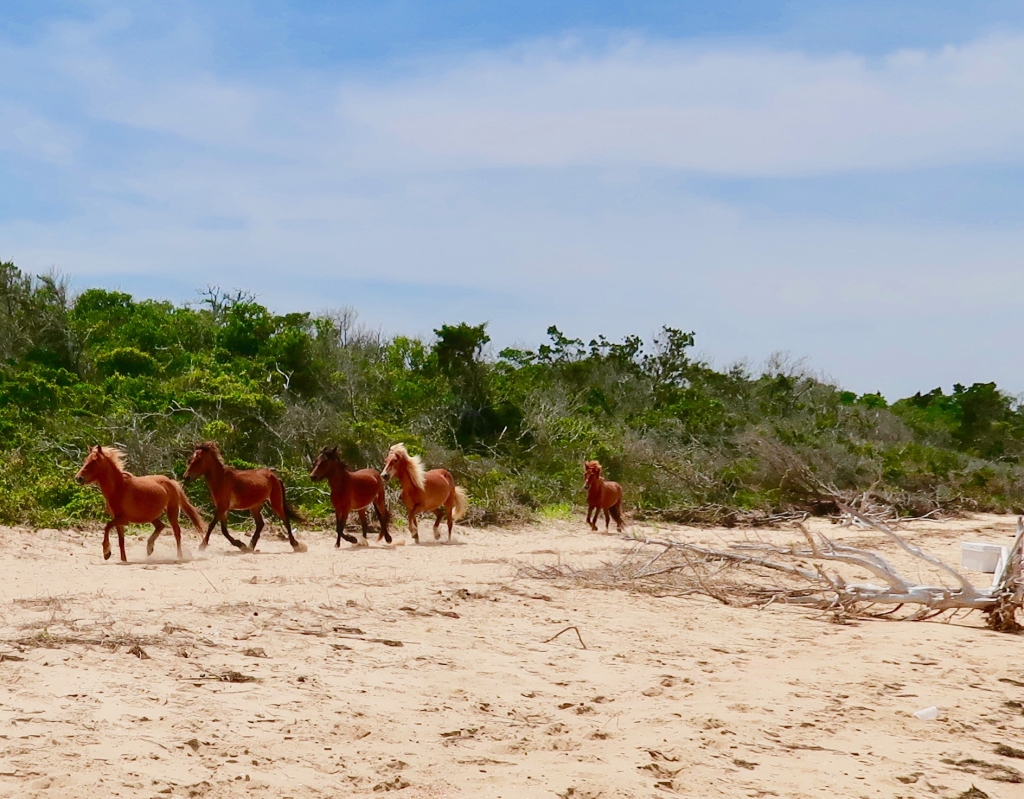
1, 514, 1023, 798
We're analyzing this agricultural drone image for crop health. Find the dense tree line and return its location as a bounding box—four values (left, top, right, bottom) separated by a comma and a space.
2, 259, 1024, 528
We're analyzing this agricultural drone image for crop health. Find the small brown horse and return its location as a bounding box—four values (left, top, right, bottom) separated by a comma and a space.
75, 445, 206, 562
584, 460, 624, 532
381, 443, 468, 543
184, 442, 307, 553
310, 446, 391, 547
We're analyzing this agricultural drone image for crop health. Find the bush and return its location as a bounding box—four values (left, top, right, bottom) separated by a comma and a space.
3, 260, 1024, 526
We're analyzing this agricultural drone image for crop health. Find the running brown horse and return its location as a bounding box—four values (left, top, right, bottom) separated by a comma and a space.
380, 443, 468, 543
310, 446, 391, 547
74, 445, 206, 562
584, 460, 624, 532
184, 442, 307, 553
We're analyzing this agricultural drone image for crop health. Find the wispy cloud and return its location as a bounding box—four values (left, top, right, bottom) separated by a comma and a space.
342, 34, 1024, 175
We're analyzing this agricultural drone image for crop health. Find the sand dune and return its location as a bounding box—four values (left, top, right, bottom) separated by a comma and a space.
1, 515, 1023, 798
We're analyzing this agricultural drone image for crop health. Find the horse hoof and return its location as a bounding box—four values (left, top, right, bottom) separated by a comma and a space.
198, 542, 208, 552
357, 538, 369, 547
293, 542, 308, 553
103, 549, 112, 560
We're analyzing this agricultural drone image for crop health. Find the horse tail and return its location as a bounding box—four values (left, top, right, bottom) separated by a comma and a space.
177, 484, 206, 533
452, 486, 469, 522
277, 475, 306, 524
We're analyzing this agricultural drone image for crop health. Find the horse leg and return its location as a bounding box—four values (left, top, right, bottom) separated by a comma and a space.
117, 524, 128, 563
102, 520, 116, 560
587, 505, 598, 531
408, 510, 419, 544
200, 518, 217, 551
433, 507, 445, 540
603, 507, 611, 532
146, 519, 166, 557
446, 501, 454, 541
357, 508, 371, 546
610, 502, 624, 532
336, 508, 357, 547
167, 509, 184, 560
249, 509, 265, 551
269, 479, 305, 552
220, 514, 249, 552
375, 499, 392, 544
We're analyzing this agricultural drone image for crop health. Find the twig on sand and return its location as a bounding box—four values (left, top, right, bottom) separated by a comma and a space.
196, 569, 221, 594
543, 626, 587, 649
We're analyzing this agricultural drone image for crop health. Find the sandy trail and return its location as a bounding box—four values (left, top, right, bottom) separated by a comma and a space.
1, 515, 1023, 798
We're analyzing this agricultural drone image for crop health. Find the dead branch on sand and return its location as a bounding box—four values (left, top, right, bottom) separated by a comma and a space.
542, 625, 587, 649
522, 507, 1024, 632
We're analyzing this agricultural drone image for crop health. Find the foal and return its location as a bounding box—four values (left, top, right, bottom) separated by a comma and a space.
380, 443, 468, 543
75, 445, 206, 562
310, 446, 391, 547
584, 460, 624, 532
184, 442, 307, 553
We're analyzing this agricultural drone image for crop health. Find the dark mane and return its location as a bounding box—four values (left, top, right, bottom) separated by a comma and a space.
318, 446, 348, 470
197, 441, 225, 464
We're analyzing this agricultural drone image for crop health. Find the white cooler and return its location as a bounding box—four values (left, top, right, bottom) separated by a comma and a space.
960, 542, 1009, 583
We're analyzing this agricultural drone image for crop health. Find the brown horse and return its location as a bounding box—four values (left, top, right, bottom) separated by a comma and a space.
74, 445, 206, 562
310, 446, 391, 547
380, 443, 468, 543
184, 442, 307, 553
584, 460, 624, 532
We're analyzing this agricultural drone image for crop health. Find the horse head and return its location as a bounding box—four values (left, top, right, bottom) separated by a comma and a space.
310, 446, 344, 481
184, 442, 221, 480
380, 443, 403, 482
584, 460, 603, 489
75, 445, 103, 485
381, 443, 426, 489
76, 445, 126, 485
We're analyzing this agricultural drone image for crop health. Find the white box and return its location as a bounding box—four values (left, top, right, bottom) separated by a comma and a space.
961, 542, 1008, 574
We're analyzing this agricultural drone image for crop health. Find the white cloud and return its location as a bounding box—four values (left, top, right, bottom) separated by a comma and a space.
341, 34, 1024, 175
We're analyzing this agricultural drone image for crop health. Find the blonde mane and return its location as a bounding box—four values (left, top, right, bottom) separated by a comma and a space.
96, 445, 129, 472
389, 443, 426, 490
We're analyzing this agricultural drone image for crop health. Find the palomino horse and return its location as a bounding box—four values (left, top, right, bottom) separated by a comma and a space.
380, 443, 467, 543
584, 460, 624, 532
310, 446, 391, 547
184, 442, 307, 553
75, 445, 206, 562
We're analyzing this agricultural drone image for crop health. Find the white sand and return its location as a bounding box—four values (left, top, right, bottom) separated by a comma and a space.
1, 514, 1023, 798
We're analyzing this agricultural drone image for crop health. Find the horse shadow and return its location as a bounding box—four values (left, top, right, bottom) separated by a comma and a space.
405, 538, 469, 548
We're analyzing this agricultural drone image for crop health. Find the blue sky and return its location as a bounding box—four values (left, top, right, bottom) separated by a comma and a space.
3, 1, 1024, 397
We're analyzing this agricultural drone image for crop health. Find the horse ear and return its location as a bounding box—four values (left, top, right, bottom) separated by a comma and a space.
331, 446, 338, 455
96, 444, 102, 452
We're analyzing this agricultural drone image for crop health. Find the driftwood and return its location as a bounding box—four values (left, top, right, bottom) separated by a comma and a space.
526, 507, 1024, 632
648, 507, 1022, 630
